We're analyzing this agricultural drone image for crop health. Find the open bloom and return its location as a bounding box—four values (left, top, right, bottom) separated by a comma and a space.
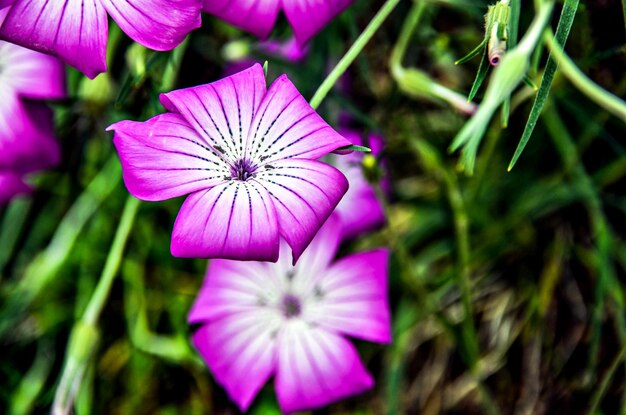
333, 130, 386, 239
0, 41, 64, 203
110, 64, 351, 262
0, 0, 201, 78
189, 214, 391, 413
204, 0, 354, 45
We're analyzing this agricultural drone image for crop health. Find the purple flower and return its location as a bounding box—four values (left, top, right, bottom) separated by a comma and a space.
204, 0, 354, 45
0, 0, 202, 79
257, 36, 308, 63
188, 214, 392, 413
109, 64, 351, 263
333, 130, 387, 239
0, 40, 64, 203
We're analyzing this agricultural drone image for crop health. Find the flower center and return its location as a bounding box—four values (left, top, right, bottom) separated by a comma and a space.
280, 294, 302, 318
231, 159, 256, 181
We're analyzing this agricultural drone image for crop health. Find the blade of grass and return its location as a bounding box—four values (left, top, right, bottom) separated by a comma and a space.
508, 0, 580, 170
542, 105, 618, 383
468, 47, 490, 102
587, 343, 626, 415
0, 198, 32, 277
309, 0, 402, 109
456, 38, 488, 65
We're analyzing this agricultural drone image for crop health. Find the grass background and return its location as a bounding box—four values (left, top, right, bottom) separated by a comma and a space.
1, 0, 626, 414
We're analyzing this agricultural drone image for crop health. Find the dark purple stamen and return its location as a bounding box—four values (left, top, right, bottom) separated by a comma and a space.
281, 294, 302, 318
231, 159, 257, 181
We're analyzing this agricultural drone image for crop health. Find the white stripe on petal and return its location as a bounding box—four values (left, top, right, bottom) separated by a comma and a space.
192, 309, 281, 411
246, 74, 350, 165
275, 322, 373, 413
255, 159, 348, 263
172, 181, 280, 261
188, 259, 286, 323
306, 249, 392, 344
0, 41, 65, 100
160, 64, 266, 164
110, 113, 230, 201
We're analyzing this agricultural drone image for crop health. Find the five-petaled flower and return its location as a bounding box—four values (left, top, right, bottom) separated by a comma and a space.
109, 64, 351, 263
0, 0, 202, 78
188, 214, 392, 413
204, 0, 354, 45
0, 40, 65, 204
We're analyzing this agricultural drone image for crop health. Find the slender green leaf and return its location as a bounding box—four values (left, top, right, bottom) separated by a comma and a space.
336, 144, 372, 153
455, 38, 487, 65
508, 0, 580, 170
467, 47, 490, 102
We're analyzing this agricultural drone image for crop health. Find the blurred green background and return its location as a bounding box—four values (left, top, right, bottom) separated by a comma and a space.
1, 0, 626, 414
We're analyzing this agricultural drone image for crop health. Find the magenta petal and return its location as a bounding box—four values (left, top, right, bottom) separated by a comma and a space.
257, 36, 308, 62
171, 181, 280, 261
334, 130, 386, 239
256, 159, 348, 264
309, 249, 392, 343
0, 172, 30, 204
293, 213, 342, 279
0, 0, 108, 79
247, 74, 351, 164
188, 259, 280, 323
0, 90, 59, 173
336, 182, 385, 239
203, 0, 279, 39
192, 312, 279, 411
109, 113, 229, 201
275, 323, 374, 413
101, 0, 201, 51
282, 0, 354, 44
160, 64, 266, 161
0, 42, 65, 100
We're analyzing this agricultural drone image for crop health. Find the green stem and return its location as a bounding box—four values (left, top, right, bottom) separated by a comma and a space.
82, 196, 140, 325
408, 138, 480, 368
389, 0, 426, 69
52, 196, 140, 414
444, 169, 479, 369
309, 0, 402, 109
390, 0, 476, 114
544, 31, 626, 123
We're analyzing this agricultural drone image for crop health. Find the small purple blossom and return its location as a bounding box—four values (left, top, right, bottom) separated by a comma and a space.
0, 0, 202, 79
0, 40, 64, 203
188, 214, 392, 413
109, 64, 351, 263
333, 130, 387, 239
257, 36, 308, 63
204, 0, 354, 45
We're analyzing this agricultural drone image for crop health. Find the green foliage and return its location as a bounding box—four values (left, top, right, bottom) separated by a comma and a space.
1, 1, 626, 414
